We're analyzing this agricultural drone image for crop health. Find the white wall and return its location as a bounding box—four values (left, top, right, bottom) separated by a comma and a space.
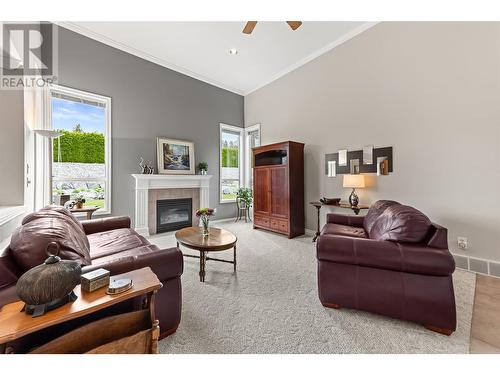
245, 22, 500, 262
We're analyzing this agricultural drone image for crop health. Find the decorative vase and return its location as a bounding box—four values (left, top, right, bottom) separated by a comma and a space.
202, 217, 210, 236
201, 169, 207, 175
348, 188, 359, 207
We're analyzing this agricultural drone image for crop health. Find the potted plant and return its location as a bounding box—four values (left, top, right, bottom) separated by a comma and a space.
236, 187, 253, 209
73, 194, 86, 209
196, 208, 215, 236
198, 161, 208, 175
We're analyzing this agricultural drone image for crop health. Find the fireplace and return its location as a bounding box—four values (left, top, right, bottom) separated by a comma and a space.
156, 198, 192, 233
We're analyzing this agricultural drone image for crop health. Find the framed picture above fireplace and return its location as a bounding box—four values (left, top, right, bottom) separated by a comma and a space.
157, 137, 195, 174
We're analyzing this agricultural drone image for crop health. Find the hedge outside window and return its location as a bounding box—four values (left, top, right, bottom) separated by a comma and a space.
50, 86, 111, 214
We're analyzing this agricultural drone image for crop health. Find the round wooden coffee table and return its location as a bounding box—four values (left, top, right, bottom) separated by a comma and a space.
175, 227, 237, 282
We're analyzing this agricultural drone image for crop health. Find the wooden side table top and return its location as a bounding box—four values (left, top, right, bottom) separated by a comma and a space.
69, 205, 99, 213
0, 267, 161, 344
310, 201, 370, 210
70, 205, 99, 220
175, 226, 237, 252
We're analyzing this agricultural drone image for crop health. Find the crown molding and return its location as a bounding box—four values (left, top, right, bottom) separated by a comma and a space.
243, 21, 379, 95
54, 21, 246, 95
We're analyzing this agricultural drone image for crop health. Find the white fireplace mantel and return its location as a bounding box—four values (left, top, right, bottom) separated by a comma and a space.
132, 174, 212, 236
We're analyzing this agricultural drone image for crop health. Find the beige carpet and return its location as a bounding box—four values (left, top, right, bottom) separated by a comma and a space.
150, 221, 476, 354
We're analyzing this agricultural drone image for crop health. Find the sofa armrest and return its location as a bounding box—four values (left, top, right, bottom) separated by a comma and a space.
316, 235, 455, 276
326, 213, 365, 228
83, 246, 183, 282
81, 216, 131, 235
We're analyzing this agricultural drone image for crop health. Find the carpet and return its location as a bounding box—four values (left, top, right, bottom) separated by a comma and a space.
151, 221, 476, 354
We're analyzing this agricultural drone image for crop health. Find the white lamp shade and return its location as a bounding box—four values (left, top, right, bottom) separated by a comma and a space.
343, 174, 365, 188
33, 129, 63, 138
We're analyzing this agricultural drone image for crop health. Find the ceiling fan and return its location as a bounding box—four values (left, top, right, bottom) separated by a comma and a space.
242, 21, 302, 34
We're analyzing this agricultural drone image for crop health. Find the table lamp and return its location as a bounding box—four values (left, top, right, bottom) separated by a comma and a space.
343, 174, 365, 207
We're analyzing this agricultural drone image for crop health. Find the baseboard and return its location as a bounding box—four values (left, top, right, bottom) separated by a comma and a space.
452, 253, 500, 279
211, 217, 238, 224
305, 228, 316, 236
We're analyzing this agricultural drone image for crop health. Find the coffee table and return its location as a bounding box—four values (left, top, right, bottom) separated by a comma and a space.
175, 226, 237, 282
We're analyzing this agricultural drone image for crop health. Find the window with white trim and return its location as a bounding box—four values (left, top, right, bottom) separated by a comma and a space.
220, 124, 243, 203
48, 85, 112, 214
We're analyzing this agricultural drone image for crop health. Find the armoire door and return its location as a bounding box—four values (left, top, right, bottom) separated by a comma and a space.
270, 166, 288, 218
253, 167, 271, 215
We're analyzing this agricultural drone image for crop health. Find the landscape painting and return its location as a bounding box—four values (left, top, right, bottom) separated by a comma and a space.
157, 138, 195, 174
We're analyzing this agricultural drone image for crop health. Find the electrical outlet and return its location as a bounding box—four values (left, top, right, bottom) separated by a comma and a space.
457, 237, 468, 250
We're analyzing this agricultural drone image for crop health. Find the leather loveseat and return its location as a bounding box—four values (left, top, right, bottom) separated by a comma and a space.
0, 206, 183, 346
316, 200, 456, 335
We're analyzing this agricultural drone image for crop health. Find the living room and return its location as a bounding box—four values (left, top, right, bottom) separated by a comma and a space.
1, 0, 499, 372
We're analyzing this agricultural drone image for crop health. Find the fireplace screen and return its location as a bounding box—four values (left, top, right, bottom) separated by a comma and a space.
156, 198, 192, 233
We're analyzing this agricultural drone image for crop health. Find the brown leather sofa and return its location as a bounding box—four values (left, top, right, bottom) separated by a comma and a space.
0, 206, 183, 345
316, 200, 456, 335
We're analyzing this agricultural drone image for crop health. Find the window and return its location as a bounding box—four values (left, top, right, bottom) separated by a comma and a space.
48, 85, 111, 214
244, 124, 261, 189
220, 124, 243, 203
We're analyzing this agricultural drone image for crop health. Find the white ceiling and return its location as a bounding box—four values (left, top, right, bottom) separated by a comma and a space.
59, 22, 375, 95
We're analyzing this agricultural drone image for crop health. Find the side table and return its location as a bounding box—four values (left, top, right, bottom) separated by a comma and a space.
70, 205, 99, 220
0, 267, 162, 354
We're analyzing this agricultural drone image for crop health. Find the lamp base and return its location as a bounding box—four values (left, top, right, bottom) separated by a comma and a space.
349, 189, 359, 207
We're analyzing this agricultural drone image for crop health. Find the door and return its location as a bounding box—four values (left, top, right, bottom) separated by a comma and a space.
270, 166, 288, 218
253, 167, 270, 216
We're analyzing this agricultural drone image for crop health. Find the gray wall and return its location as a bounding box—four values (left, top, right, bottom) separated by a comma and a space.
0, 80, 24, 206
56, 26, 244, 222
245, 22, 500, 262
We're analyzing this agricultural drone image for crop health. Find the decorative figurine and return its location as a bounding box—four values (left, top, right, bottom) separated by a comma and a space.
16, 242, 82, 317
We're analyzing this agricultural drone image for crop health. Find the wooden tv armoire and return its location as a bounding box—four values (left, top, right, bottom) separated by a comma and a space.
252, 141, 305, 238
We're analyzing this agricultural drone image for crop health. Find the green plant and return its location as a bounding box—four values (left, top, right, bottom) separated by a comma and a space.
198, 161, 208, 171
237, 187, 253, 208
72, 194, 86, 207
52, 188, 64, 195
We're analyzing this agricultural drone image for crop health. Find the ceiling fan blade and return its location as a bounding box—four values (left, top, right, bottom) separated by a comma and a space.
243, 21, 258, 34
286, 21, 302, 30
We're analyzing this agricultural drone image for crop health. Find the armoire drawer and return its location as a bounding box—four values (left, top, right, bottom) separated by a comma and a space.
270, 218, 288, 233
254, 214, 270, 228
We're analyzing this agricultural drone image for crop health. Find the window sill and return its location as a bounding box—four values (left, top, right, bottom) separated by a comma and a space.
220, 200, 237, 204
0, 205, 27, 250
0, 205, 27, 227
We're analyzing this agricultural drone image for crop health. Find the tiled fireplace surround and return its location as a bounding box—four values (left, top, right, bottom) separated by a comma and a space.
132, 174, 212, 236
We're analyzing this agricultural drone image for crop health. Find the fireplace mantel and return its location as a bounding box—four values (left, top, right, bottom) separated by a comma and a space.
132, 174, 212, 236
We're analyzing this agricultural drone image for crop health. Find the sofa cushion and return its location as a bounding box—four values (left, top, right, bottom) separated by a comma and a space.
9, 206, 91, 271
363, 200, 400, 234
88, 228, 151, 260
316, 235, 455, 276
85, 246, 183, 282
321, 223, 367, 239
369, 204, 432, 243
